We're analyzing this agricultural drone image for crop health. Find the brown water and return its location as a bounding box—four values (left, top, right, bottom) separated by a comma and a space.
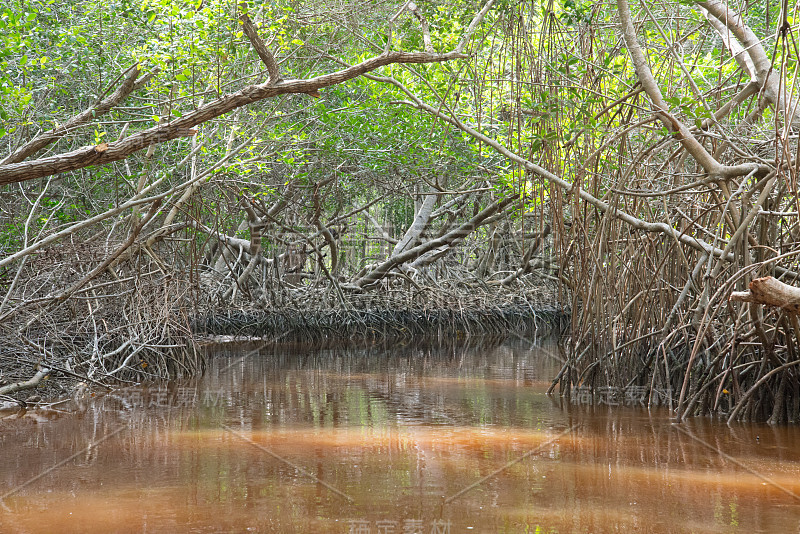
2, 339, 800, 533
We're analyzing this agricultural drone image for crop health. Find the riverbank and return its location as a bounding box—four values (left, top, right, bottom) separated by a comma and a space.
192, 305, 569, 344
0, 287, 568, 408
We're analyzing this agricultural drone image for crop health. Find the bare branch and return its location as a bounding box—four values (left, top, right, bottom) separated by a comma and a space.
695, 0, 800, 127
0, 367, 50, 397
730, 276, 800, 313
239, 4, 281, 83
616, 0, 722, 176
408, 2, 434, 54
350, 194, 516, 288
456, 0, 496, 54
1, 64, 145, 165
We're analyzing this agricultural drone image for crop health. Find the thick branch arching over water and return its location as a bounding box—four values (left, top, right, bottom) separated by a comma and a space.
390, 93, 730, 261
0, 0, 497, 185
0, 52, 463, 186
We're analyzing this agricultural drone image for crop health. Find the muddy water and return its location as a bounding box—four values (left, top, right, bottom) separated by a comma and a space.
2, 339, 800, 533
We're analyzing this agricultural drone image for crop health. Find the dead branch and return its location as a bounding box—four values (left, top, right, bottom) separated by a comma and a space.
0, 367, 50, 396
350, 195, 516, 289
730, 277, 800, 314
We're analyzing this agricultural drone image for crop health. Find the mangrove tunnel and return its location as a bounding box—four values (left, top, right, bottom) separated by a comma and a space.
1, 0, 800, 530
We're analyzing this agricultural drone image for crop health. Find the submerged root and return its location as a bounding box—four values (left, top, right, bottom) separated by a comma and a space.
192, 305, 569, 344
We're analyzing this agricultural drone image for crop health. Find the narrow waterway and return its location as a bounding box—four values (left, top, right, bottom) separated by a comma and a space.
2, 338, 800, 533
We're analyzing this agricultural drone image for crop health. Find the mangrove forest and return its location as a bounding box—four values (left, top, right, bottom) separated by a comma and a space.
1, 0, 800, 423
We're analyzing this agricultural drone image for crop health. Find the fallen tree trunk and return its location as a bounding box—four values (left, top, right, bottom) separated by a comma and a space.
349, 194, 516, 288
392, 190, 437, 255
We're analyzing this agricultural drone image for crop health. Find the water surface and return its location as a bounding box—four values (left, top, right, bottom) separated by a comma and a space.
2, 338, 800, 533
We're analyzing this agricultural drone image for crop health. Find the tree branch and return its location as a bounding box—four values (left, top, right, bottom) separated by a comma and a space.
238, 4, 281, 83
616, 0, 722, 176
695, 0, 800, 128
350, 194, 516, 288
730, 276, 800, 313
0, 51, 465, 186
0, 367, 50, 397
1, 64, 147, 165
392, 189, 437, 255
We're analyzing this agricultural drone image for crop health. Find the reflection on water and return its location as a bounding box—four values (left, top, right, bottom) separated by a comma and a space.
2, 338, 800, 533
